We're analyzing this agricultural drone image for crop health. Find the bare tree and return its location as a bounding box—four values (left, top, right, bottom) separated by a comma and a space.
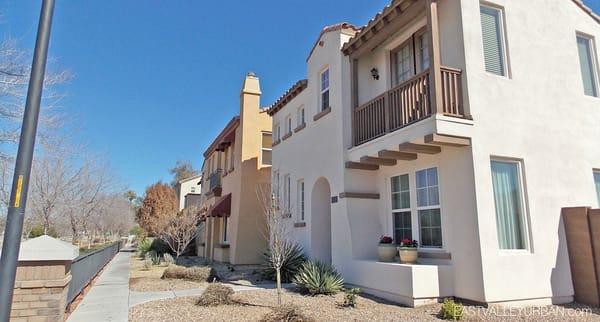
257, 182, 292, 307
158, 205, 201, 259
0, 38, 72, 161
169, 160, 198, 187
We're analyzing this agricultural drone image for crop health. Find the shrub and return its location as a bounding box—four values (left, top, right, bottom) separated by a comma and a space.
293, 261, 344, 295
440, 299, 464, 320
150, 238, 170, 255
196, 283, 234, 306
142, 258, 153, 271
148, 250, 161, 265
343, 288, 361, 308
162, 265, 216, 282
262, 243, 307, 283
163, 253, 176, 266
28, 225, 59, 239
129, 225, 145, 237
259, 305, 314, 322
137, 239, 152, 258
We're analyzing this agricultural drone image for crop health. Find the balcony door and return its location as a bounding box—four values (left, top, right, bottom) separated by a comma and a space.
391, 29, 430, 87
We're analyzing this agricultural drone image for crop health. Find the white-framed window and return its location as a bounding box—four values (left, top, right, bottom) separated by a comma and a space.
391, 174, 412, 242
274, 122, 281, 141
223, 216, 229, 243
576, 34, 599, 97
273, 171, 280, 200
594, 170, 600, 206
283, 174, 291, 211
298, 180, 305, 221
297, 106, 305, 126
285, 115, 292, 134
391, 28, 429, 86
480, 4, 509, 77
416, 167, 442, 248
261, 132, 272, 166
320, 68, 330, 111
490, 159, 530, 250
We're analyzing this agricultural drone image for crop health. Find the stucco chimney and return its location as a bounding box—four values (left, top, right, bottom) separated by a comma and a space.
241, 71, 261, 96
239, 71, 261, 118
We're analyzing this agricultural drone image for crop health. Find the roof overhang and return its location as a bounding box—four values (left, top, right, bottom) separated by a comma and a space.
342, 0, 425, 58
203, 117, 240, 158
268, 79, 308, 116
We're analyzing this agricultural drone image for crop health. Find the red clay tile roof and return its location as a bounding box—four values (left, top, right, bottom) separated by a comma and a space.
307, 22, 360, 61
268, 79, 308, 116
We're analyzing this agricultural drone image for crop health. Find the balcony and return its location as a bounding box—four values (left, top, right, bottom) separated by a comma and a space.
353, 67, 464, 146
206, 169, 223, 198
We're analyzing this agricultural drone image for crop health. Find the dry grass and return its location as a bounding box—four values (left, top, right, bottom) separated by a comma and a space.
129, 254, 205, 292
163, 265, 216, 282
196, 284, 235, 306
129, 289, 600, 322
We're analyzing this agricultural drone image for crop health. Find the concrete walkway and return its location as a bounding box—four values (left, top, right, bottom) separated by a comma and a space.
67, 252, 130, 322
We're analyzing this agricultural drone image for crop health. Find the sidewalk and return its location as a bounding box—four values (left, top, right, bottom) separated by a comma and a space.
67, 251, 130, 322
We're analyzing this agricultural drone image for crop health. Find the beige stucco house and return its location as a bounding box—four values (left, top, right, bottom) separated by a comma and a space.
197, 73, 272, 265
269, 0, 600, 308
175, 175, 202, 211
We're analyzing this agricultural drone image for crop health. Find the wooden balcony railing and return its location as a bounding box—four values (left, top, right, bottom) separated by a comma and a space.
353, 67, 464, 146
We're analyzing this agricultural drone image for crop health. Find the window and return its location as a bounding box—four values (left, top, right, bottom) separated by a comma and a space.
577, 35, 599, 97
261, 132, 272, 166
298, 180, 305, 221
285, 115, 292, 134
594, 170, 600, 205
320, 68, 330, 111
391, 174, 412, 242
191, 187, 196, 193
228, 145, 234, 170
223, 217, 229, 243
392, 41, 414, 85
480, 5, 508, 76
416, 168, 442, 247
391, 29, 430, 86
274, 123, 281, 141
491, 160, 528, 250
416, 31, 430, 72
283, 174, 291, 211
297, 106, 305, 126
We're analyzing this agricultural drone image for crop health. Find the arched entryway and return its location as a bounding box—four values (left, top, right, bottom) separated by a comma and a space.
311, 177, 332, 263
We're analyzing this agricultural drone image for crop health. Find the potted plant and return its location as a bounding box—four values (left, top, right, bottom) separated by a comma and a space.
398, 239, 418, 264
378, 235, 397, 262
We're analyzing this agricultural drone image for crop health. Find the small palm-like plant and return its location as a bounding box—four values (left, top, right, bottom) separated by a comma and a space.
137, 238, 152, 259
293, 260, 344, 295
148, 250, 161, 265
262, 243, 307, 283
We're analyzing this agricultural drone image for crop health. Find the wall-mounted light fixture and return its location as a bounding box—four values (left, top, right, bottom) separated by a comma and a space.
370, 68, 380, 80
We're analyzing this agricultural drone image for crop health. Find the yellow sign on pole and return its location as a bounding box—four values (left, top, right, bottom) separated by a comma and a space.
14, 175, 23, 208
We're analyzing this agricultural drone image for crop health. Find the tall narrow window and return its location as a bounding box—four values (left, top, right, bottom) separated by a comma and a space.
577, 35, 599, 97
480, 5, 507, 76
320, 68, 330, 111
285, 115, 292, 134
298, 180, 305, 221
223, 217, 229, 243
416, 31, 430, 72
392, 41, 414, 86
391, 174, 412, 242
282, 174, 291, 211
416, 168, 442, 247
261, 132, 272, 166
491, 160, 528, 250
297, 107, 305, 126
594, 170, 600, 205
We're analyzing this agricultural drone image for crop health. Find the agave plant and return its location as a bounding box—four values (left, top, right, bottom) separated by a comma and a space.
262, 243, 307, 283
137, 238, 152, 259
147, 250, 161, 265
293, 260, 344, 295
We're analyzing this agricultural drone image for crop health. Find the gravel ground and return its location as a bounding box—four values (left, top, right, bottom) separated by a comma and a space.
129, 254, 205, 292
130, 289, 600, 322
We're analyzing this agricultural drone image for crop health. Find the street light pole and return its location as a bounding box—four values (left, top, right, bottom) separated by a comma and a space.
0, 0, 56, 320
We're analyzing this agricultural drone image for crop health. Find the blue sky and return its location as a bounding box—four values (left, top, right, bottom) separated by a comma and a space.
1, 0, 599, 195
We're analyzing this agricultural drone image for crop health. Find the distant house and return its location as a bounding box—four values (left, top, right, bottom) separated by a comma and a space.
269, 0, 600, 307
197, 72, 272, 264
175, 175, 202, 211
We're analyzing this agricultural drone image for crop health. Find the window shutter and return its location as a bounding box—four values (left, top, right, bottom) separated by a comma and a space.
480, 6, 506, 76
577, 36, 598, 97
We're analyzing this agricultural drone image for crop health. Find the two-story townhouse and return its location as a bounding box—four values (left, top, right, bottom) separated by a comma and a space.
270, 0, 600, 308
175, 175, 202, 211
197, 72, 273, 265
